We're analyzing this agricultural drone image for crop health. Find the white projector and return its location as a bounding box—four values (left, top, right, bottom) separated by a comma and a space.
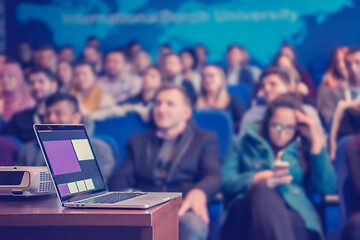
0, 166, 55, 196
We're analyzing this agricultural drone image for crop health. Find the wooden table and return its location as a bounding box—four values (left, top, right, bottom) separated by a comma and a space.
0, 195, 182, 240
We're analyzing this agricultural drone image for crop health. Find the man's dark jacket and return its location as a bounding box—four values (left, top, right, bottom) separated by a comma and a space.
108, 124, 221, 200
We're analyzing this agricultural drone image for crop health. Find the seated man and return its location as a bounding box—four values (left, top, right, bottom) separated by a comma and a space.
108, 84, 221, 240
98, 49, 142, 103
162, 53, 197, 104
336, 47, 360, 141
15, 93, 115, 181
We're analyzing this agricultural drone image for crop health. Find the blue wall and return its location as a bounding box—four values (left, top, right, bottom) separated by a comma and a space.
5, 0, 360, 72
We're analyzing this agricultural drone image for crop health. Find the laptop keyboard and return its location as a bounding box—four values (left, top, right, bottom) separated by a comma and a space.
77, 192, 146, 204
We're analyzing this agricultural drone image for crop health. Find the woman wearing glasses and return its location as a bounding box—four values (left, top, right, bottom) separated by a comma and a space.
221, 93, 336, 240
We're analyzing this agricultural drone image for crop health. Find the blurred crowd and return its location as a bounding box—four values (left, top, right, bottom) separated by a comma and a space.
1, 36, 360, 240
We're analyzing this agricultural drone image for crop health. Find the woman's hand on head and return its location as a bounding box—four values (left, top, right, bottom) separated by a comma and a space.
295, 111, 323, 154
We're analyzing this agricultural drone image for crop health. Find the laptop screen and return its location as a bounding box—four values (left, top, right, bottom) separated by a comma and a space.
34, 124, 107, 202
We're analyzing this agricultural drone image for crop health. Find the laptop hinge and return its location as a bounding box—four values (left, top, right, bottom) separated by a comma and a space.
65, 190, 109, 203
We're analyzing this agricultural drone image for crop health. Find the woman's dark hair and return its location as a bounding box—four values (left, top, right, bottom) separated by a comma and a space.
260, 93, 309, 169
327, 48, 348, 80
179, 48, 198, 70
260, 93, 303, 139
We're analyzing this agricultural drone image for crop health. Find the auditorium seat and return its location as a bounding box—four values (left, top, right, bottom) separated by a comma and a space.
227, 83, 252, 109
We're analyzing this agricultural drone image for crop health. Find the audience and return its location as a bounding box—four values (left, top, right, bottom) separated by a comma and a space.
196, 64, 243, 133
0, 62, 34, 121
58, 45, 75, 63
163, 53, 197, 104
86, 36, 101, 50
194, 44, 208, 72
239, 67, 324, 143
180, 48, 202, 93
82, 46, 102, 74
273, 54, 302, 93
70, 62, 114, 116
108, 84, 221, 240
278, 43, 316, 96
157, 43, 172, 73
99, 49, 142, 103
56, 60, 73, 93
222, 94, 336, 240
346, 47, 360, 96
124, 65, 162, 107
18, 41, 33, 71
317, 47, 349, 126
4, 67, 57, 143
341, 133, 360, 240
0, 52, 5, 73
132, 50, 152, 76
335, 47, 360, 141
1, 37, 359, 240
126, 40, 143, 61
15, 93, 115, 180
38, 45, 58, 74
225, 44, 261, 90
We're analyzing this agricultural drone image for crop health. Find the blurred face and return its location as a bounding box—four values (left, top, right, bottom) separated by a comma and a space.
28, 72, 56, 101
39, 49, 57, 71
135, 51, 151, 72
0, 55, 6, 72
261, 74, 289, 103
227, 47, 246, 67
195, 46, 207, 64
153, 89, 191, 130
83, 48, 99, 64
105, 52, 125, 77
87, 39, 100, 49
33, 50, 41, 67
142, 68, 162, 92
269, 107, 297, 148
57, 62, 73, 86
202, 66, 224, 94
59, 48, 75, 62
130, 44, 142, 58
19, 43, 32, 62
44, 100, 81, 124
180, 52, 194, 71
74, 65, 96, 92
277, 55, 293, 69
164, 55, 183, 77
280, 46, 295, 62
158, 46, 172, 61
0, 69, 18, 93
346, 52, 360, 84
335, 53, 348, 77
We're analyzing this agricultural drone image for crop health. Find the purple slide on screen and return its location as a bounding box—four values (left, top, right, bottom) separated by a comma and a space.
58, 183, 70, 196
43, 140, 81, 175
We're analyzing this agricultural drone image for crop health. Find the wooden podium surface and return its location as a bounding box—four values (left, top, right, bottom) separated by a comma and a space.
0, 195, 182, 240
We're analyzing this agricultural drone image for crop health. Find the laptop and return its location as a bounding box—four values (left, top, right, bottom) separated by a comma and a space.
34, 124, 181, 209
